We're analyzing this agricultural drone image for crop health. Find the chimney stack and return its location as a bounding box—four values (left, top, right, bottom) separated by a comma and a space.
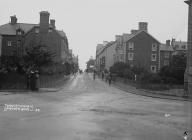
50, 19, 55, 29
115, 35, 122, 43
10, 15, 17, 25
131, 30, 138, 35
103, 41, 108, 46
122, 33, 130, 41
40, 11, 50, 34
166, 40, 171, 46
138, 22, 148, 32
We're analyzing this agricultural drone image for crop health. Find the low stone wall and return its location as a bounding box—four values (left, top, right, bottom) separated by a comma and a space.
0, 72, 69, 90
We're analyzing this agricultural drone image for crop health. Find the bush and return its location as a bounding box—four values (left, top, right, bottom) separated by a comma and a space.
110, 62, 130, 77
123, 68, 134, 80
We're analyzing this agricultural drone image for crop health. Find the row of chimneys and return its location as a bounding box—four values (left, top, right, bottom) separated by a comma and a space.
97, 22, 148, 50
166, 39, 177, 46
10, 11, 56, 33
115, 22, 148, 42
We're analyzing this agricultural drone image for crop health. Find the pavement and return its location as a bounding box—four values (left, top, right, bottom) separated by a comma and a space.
0, 74, 76, 95
111, 81, 192, 102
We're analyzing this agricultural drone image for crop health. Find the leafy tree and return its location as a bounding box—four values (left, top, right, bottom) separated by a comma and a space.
110, 62, 130, 77
159, 53, 186, 84
24, 45, 55, 70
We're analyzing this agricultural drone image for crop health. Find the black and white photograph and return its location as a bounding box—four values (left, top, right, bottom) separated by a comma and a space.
0, 0, 192, 140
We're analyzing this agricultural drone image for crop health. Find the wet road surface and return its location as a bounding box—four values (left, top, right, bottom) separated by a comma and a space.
0, 73, 192, 140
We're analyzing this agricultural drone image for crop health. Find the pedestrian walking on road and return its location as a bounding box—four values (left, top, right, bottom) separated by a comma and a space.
93, 70, 96, 80
108, 72, 112, 86
101, 71, 104, 80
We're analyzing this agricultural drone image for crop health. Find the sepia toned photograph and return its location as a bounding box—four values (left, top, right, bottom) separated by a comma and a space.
0, 0, 192, 139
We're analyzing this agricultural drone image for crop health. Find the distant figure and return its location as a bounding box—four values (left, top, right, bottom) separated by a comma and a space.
93, 70, 96, 80
101, 71, 104, 80
108, 72, 112, 86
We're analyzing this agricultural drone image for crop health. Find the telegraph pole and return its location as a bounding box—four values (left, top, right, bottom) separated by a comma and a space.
184, 0, 192, 96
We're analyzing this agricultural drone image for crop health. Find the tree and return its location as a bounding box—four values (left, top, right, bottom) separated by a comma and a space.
24, 45, 55, 71
159, 53, 186, 84
110, 62, 130, 77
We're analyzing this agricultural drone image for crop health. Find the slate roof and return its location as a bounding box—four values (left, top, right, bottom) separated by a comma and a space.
126, 30, 160, 43
0, 23, 37, 35
159, 44, 174, 51
56, 30, 66, 38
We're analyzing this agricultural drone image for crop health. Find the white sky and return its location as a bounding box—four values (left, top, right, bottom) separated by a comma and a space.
0, 0, 188, 69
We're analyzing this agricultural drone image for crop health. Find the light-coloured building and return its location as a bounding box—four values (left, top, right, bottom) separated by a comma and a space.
96, 41, 116, 72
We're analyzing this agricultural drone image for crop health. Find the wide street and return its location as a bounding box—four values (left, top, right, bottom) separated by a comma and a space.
0, 73, 192, 140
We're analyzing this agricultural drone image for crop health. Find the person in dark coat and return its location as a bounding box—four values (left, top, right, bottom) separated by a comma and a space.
108, 72, 112, 86
101, 71, 104, 80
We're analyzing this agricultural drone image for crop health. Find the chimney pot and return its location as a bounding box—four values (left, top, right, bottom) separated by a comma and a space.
166, 40, 171, 46
10, 15, 17, 25
131, 30, 138, 34
50, 19, 55, 29
138, 22, 148, 32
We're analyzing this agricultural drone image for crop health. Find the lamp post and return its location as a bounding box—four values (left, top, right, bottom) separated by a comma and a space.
184, 0, 192, 96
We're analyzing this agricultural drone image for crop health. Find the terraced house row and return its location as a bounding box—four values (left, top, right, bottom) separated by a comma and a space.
0, 11, 78, 67
96, 22, 187, 73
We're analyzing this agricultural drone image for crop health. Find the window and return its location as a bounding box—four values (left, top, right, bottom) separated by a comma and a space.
120, 54, 124, 61
175, 45, 179, 49
164, 52, 169, 58
17, 31, 22, 35
128, 53, 134, 60
151, 65, 157, 73
128, 42, 134, 50
182, 45, 186, 49
7, 41, 12, 46
17, 40, 21, 47
151, 54, 157, 61
152, 43, 157, 51
164, 60, 169, 66
35, 28, 39, 34
130, 64, 134, 67
48, 28, 52, 33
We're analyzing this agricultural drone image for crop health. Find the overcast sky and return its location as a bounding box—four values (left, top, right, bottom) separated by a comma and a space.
0, 0, 188, 69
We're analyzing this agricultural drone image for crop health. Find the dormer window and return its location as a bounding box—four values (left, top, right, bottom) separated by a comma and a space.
35, 28, 39, 34
48, 28, 52, 33
17, 30, 22, 35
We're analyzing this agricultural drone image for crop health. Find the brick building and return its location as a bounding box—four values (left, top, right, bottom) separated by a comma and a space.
159, 40, 174, 69
96, 22, 161, 73
96, 41, 116, 72
0, 11, 70, 66
0, 16, 35, 58
125, 30, 160, 73
24, 11, 69, 64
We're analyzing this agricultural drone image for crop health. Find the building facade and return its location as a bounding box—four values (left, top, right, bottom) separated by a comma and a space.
96, 22, 161, 73
159, 40, 174, 69
0, 11, 70, 67
125, 30, 160, 73
171, 38, 187, 54
96, 41, 116, 72
0, 16, 35, 58
24, 11, 69, 64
